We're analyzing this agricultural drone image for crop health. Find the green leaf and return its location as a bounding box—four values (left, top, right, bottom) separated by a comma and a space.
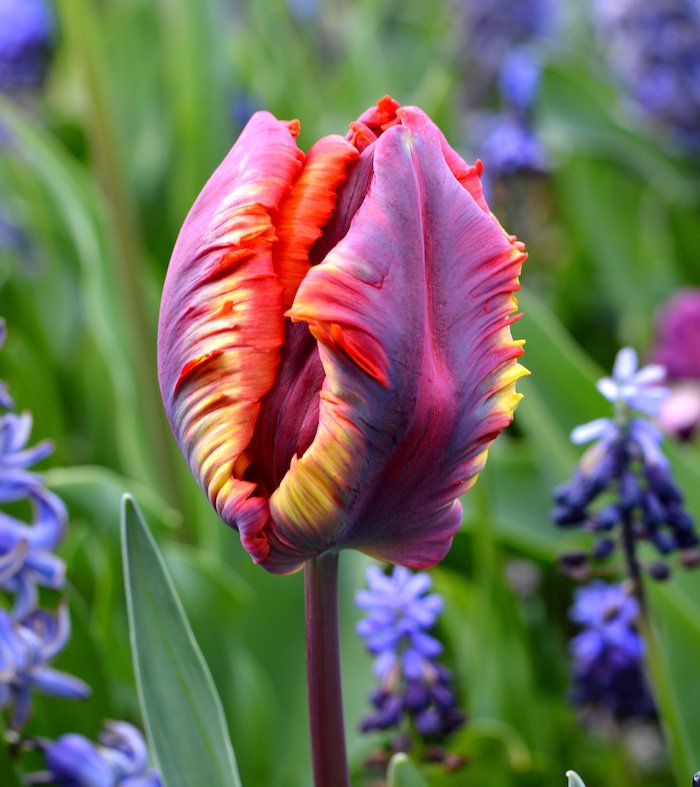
121, 495, 241, 787
0, 728, 22, 787
387, 753, 430, 787
565, 771, 586, 787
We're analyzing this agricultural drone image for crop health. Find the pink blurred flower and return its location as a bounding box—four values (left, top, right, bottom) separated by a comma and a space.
651, 289, 700, 439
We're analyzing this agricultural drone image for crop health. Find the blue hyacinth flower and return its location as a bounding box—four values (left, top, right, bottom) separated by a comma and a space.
356, 565, 465, 744
26, 721, 162, 786
553, 347, 699, 577
568, 582, 654, 720
0, 409, 67, 618
0, 604, 90, 729
0, 0, 54, 94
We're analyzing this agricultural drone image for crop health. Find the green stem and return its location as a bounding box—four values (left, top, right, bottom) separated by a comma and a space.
304, 553, 350, 787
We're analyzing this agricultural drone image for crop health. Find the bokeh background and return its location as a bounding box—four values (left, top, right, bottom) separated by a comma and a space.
1, 0, 700, 785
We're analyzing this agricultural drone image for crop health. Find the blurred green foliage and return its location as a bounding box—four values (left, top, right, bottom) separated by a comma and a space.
1, 0, 700, 785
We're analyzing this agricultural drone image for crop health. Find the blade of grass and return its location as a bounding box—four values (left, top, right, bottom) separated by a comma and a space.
121, 495, 241, 787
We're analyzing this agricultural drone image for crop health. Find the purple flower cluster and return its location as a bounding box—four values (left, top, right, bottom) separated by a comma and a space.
356, 565, 465, 743
590, 0, 700, 151
461, 0, 553, 72
460, 0, 553, 178
569, 582, 654, 720
26, 721, 161, 787
553, 348, 699, 577
650, 289, 700, 440
1, 320, 161, 785
0, 0, 54, 94
0, 320, 89, 729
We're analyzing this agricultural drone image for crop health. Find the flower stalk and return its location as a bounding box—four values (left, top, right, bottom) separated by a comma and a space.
620, 508, 647, 614
304, 553, 349, 787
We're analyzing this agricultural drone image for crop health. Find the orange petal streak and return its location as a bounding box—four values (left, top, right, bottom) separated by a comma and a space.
272, 134, 359, 312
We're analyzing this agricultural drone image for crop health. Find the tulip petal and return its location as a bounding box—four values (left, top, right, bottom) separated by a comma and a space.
265, 106, 526, 572
158, 111, 304, 563
272, 134, 359, 311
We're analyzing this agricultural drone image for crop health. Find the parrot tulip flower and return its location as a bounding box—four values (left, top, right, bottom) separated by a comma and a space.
158, 96, 527, 575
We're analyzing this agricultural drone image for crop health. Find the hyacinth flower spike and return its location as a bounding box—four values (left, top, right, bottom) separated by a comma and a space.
0, 409, 68, 618
553, 347, 699, 782
356, 565, 465, 756
554, 347, 698, 603
158, 96, 525, 786
568, 581, 654, 721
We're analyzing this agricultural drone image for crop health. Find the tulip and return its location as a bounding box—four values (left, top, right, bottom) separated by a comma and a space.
158, 95, 526, 574
158, 96, 526, 787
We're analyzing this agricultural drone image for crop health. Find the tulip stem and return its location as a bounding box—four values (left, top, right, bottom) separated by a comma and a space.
304, 552, 350, 787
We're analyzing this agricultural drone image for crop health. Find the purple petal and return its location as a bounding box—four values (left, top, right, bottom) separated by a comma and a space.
596, 377, 619, 402
373, 649, 398, 679
410, 630, 443, 658
401, 647, 427, 680
45, 734, 115, 787
613, 347, 638, 381
267, 105, 526, 571
632, 364, 667, 386
402, 571, 432, 599
29, 666, 91, 699
0, 538, 28, 583
570, 418, 616, 445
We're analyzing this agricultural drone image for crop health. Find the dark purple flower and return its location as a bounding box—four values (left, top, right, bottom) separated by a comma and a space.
569, 582, 655, 720
27, 721, 162, 787
356, 566, 465, 741
0, 0, 54, 94
0, 605, 90, 729
590, 0, 700, 150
